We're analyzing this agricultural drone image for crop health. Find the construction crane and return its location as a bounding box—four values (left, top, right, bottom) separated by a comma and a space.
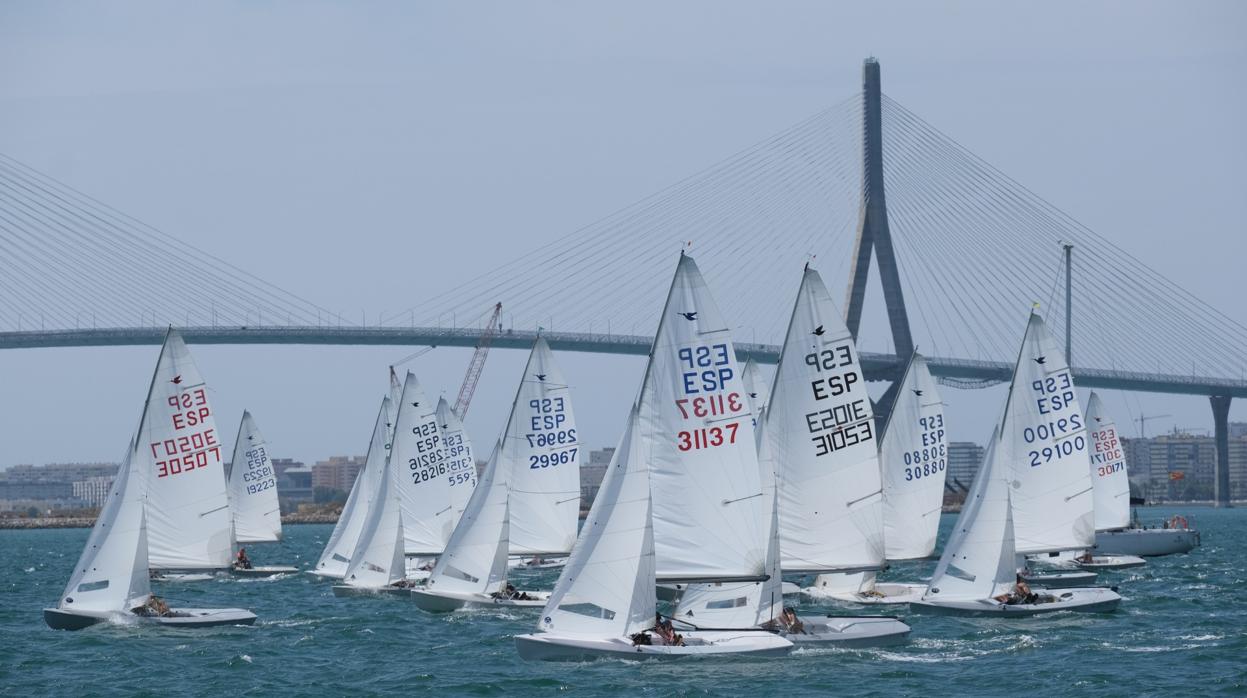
1133, 413, 1171, 439
452, 302, 503, 419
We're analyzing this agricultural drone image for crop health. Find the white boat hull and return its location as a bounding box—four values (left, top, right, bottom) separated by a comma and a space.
410, 588, 550, 612
331, 584, 412, 598
515, 630, 794, 661
508, 557, 569, 570
803, 582, 927, 605
44, 607, 257, 630
150, 571, 217, 583
910, 588, 1121, 616
787, 615, 911, 646
1074, 555, 1146, 571
231, 565, 299, 578
1020, 570, 1098, 589
1094, 528, 1200, 557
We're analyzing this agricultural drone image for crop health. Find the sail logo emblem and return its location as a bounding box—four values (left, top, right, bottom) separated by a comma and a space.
679, 311, 697, 321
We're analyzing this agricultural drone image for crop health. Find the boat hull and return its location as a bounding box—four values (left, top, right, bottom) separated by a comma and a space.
331, 584, 412, 598
1093, 528, 1200, 557
231, 565, 299, 578
1074, 555, 1146, 571
44, 607, 257, 630
804, 582, 927, 605
515, 631, 793, 661
910, 588, 1121, 616
410, 589, 549, 612
1020, 571, 1098, 589
507, 557, 568, 571
788, 615, 911, 647
150, 572, 217, 582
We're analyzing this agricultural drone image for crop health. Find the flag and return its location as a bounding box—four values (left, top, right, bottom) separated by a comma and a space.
1168, 471, 1185, 481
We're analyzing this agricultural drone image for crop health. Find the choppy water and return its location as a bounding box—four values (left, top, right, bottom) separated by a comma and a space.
2, 506, 1243, 696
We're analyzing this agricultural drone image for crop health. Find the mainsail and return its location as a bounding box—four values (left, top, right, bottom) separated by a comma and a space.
391, 372, 458, 555
880, 353, 948, 560
769, 267, 883, 572
55, 439, 151, 615
923, 427, 1015, 602
226, 411, 282, 544
537, 409, 655, 638
506, 338, 582, 556
639, 253, 768, 582
140, 329, 233, 570
998, 313, 1095, 554
343, 396, 405, 587
1086, 392, 1131, 532
425, 441, 510, 596
315, 397, 394, 577
741, 358, 771, 417
435, 397, 477, 517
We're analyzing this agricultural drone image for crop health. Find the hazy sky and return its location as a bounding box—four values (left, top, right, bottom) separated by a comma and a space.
1, 1, 1245, 468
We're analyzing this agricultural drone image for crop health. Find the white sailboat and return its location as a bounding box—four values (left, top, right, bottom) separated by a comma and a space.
515, 254, 793, 660
312, 396, 395, 579
809, 352, 946, 605
226, 411, 297, 577
1089, 395, 1200, 557
45, 330, 256, 629
674, 411, 909, 646
505, 338, 580, 571
741, 358, 770, 420
392, 372, 462, 558
515, 410, 792, 661
410, 442, 547, 610
913, 313, 1121, 615
332, 396, 411, 597
139, 330, 233, 580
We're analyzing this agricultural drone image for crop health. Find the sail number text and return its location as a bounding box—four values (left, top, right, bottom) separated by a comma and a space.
802, 343, 874, 457
1090, 427, 1124, 477
903, 413, 947, 481
1026, 371, 1086, 467
155, 388, 220, 478
526, 396, 578, 468
675, 343, 744, 451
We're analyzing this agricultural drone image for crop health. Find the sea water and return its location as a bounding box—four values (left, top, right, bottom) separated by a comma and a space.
2, 506, 1243, 696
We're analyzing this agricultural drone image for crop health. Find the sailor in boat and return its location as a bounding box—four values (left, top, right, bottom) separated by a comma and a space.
992, 575, 1052, 606
234, 548, 253, 570
653, 615, 685, 646
491, 582, 534, 601
132, 596, 186, 618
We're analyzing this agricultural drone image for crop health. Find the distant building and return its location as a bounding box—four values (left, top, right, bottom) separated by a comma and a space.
3, 462, 117, 483
278, 466, 314, 510
311, 456, 366, 492
72, 476, 115, 508
580, 447, 614, 509
946, 441, 984, 492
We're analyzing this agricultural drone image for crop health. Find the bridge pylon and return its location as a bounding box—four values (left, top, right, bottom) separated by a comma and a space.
844, 58, 915, 430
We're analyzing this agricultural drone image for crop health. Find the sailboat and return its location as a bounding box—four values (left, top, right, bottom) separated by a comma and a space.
671, 266, 909, 646
808, 352, 947, 605
393, 373, 466, 560
45, 330, 256, 629
312, 396, 395, 579
912, 313, 1121, 615
333, 395, 412, 597
515, 253, 794, 660
515, 410, 792, 660
410, 442, 549, 610
505, 337, 580, 571
225, 411, 297, 577
138, 330, 234, 582
673, 410, 909, 646
1089, 394, 1200, 557
741, 358, 770, 419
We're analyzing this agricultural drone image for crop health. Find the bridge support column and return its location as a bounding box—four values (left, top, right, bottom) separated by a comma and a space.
1211, 395, 1232, 507
844, 58, 914, 431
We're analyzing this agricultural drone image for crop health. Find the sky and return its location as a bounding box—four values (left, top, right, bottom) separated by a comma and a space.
1, 1, 1245, 468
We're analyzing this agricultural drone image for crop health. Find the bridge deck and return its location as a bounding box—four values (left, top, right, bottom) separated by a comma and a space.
2, 326, 1243, 398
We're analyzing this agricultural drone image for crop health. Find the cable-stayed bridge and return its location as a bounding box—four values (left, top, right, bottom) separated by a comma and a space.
1, 59, 1244, 502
